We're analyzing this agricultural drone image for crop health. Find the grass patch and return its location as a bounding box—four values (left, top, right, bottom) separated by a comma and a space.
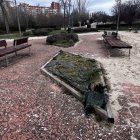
48, 30, 62, 35
73, 28, 98, 33
0, 33, 21, 39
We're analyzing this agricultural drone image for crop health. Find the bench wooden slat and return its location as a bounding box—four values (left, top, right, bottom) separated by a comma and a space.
102, 34, 132, 56
0, 48, 8, 57
103, 36, 132, 49
0, 46, 16, 57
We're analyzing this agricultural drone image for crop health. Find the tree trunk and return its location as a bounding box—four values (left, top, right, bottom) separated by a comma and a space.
64, 5, 66, 30
68, 2, 71, 26
0, 3, 10, 34
14, 0, 21, 36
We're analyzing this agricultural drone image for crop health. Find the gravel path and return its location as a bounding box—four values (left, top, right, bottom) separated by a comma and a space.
0, 33, 140, 140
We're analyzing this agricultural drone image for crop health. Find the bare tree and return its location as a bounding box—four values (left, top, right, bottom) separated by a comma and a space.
76, 0, 87, 14
0, 0, 10, 33
75, 0, 89, 26
67, 0, 72, 27
14, 0, 21, 36
60, 0, 68, 30
112, 0, 140, 25
60, 0, 89, 28
91, 11, 110, 24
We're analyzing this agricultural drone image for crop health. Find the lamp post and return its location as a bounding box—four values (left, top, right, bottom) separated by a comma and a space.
115, 0, 121, 33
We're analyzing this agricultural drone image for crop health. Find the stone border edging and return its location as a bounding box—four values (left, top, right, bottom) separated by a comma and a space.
40, 51, 114, 123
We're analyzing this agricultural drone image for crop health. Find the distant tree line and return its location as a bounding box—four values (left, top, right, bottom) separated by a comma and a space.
60, 0, 89, 28
112, 0, 140, 25
0, 0, 64, 33
0, 0, 90, 33
0, 0, 140, 34
89, 0, 140, 25
89, 11, 112, 24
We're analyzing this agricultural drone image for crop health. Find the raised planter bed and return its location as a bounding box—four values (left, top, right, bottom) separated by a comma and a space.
41, 51, 114, 123
46, 32, 79, 48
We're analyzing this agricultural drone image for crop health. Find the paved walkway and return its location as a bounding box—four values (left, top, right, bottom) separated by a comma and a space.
0, 34, 140, 139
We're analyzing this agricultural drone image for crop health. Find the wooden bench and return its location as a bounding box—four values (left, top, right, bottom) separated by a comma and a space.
0, 37, 32, 66
102, 35, 132, 56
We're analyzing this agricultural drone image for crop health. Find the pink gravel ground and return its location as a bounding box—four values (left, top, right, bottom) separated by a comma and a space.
0, 34, 140, 139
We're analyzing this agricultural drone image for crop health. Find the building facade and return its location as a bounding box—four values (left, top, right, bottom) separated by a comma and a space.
18, 2, 60, 16
51, 2, 60, 13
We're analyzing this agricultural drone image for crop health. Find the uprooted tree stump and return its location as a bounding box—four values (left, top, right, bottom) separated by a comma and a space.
41, 51, 114, 123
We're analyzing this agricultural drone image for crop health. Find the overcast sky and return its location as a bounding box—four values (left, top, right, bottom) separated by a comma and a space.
16, 0, 126, 15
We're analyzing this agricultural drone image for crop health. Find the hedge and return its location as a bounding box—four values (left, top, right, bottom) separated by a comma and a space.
73, 28, 98, 33
23, 28, 55, 36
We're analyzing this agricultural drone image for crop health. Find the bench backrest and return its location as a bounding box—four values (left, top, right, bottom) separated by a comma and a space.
103, 31, 118, 38
112, 32, 118, 37
0, 40, 7, 48
13, 37, 28, 46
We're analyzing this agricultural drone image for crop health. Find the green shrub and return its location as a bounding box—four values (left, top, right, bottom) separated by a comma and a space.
23, 31, 33, 36
96, 24, 133, 30
56, 40, 68, 44
32, 28, 48, 36
73, 28, 98, 33
46, 35, 57, 44
66, 33, 79, 42
47, 28, 54, 32
60, 30, 67, 34
69, 39, 74, 46
48, 30, 62, 35
46, 32, 79, 47
111, 26, 116, 30
0, 30, 6, 35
